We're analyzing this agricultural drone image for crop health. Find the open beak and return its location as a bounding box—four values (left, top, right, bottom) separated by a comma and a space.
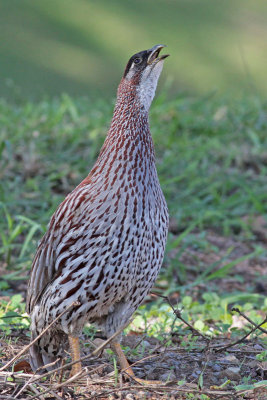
147, 44, 169, 65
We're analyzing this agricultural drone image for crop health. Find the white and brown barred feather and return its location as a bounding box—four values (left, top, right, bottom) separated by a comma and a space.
26, 46, 169, 371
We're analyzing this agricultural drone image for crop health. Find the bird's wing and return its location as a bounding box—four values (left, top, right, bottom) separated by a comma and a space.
26, 231, 56, 313
26, 185, 94, 313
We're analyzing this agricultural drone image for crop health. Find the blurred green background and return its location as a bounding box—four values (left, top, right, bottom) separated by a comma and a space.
1, 0, 267, 100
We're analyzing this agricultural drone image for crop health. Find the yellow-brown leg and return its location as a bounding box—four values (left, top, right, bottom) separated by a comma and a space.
68, 335, 82, 376
111, 342, 162, 385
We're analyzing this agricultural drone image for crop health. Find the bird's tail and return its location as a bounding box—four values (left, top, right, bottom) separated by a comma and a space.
29, 317, 67, 372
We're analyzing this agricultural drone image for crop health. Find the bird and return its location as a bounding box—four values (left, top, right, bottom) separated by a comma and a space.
26, 44, 169, 380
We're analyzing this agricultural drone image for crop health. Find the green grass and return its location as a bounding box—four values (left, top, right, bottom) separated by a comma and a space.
153, 94, 267, 229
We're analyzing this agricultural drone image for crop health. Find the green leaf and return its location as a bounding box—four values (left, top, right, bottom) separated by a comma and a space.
198, 373, 203, 389
10, 294, 23, 309
182, 296, 192, 307
194, 320, 205, 331
1, 311, 21, 319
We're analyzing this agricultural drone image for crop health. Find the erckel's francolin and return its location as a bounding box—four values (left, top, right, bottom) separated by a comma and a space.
27, 44, 169, 380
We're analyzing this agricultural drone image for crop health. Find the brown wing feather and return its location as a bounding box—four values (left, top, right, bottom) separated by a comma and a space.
26, 232, 56, 313
26, 185, 93, 313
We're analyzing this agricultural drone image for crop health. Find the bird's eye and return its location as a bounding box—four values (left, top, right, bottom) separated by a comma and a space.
133, 57, 141, 64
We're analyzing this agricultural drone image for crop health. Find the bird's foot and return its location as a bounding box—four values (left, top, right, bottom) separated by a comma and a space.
123, 369, 163, 385
111, 342, 163, 385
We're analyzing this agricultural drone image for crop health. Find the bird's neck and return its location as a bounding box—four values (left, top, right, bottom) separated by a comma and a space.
82, 89, 156, 187
99, 84, 155, 160
110, 97, 149, 139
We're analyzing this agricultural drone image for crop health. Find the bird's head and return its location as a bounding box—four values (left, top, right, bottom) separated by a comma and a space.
118, 44, 169, 111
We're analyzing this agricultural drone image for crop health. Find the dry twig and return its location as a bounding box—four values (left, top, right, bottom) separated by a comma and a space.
29, 366, 86, 399
214, 315, 267, 353
152, 292, 210, 342
232, 307, 267, 334
9, 320, 131, 399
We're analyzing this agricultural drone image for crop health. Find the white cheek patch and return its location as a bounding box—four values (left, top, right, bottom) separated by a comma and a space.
137, 62, 163, 111
125, 63, 136, 81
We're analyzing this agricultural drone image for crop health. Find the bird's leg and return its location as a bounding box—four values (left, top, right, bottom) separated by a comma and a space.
111, 342, 132, 372
111, 342, 162, 385
68, 335, 82, 376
